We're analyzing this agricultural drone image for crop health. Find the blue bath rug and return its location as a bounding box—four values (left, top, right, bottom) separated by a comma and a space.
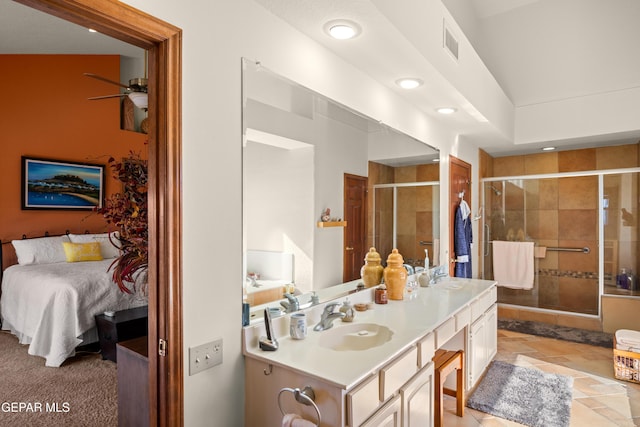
466, 360, 573, 427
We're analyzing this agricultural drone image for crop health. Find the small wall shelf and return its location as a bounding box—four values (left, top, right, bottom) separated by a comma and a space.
317, 221, 347, 228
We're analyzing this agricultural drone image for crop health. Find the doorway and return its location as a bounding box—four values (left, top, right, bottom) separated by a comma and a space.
17, 1, 184, 425
343, 174, 367, 282
449, 155, 472, 277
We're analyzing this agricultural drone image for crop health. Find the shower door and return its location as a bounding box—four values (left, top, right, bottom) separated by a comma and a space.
483, 175, 600, 315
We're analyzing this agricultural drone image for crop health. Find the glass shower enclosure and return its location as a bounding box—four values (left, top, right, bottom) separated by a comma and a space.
373, 182, 440, 269
482, 169, 640, 317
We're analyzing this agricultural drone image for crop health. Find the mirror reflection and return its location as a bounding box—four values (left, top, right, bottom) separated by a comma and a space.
242, 58, 439, 322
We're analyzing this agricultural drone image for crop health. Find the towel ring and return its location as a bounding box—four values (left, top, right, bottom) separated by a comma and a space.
278, 386, 321, 426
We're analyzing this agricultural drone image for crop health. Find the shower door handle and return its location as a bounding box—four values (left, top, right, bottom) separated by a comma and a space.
484, 224, 490, 256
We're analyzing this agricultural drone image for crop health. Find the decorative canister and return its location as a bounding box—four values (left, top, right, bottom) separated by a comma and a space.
361, 247, 384, 288
383, 248, 407, 300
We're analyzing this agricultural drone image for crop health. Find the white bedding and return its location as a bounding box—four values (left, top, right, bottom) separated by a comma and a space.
0, 259, 147, 367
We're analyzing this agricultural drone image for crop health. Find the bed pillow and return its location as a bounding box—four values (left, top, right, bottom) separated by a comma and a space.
68, 232, 121, 259
11, 235, 71, 265
62, 241, 104, 262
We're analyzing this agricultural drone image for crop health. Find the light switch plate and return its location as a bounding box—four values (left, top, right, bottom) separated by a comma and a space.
189, 338, 223, 375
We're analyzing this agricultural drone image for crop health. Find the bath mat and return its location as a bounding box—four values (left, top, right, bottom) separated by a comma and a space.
498, 319, 613, 348
466, 360, 573, 427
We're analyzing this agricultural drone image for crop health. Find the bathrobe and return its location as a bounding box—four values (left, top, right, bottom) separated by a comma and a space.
454, 200, 472, 278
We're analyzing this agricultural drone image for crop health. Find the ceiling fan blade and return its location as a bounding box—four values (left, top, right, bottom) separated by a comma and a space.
88, 94, 127, 100
83, 73, 129, 90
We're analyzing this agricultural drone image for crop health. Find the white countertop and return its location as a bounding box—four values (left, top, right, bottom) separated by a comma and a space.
243, 277, 496, 390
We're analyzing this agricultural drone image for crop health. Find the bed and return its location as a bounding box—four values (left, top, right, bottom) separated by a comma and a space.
0, 233, 147, 367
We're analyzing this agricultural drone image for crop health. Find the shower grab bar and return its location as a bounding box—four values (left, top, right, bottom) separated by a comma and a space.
547, 246, 590, 254
487, 241, 590, 254
484, 224, 490, 257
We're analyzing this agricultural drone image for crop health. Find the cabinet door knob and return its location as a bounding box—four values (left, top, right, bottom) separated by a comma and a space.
346, 247, 354, 251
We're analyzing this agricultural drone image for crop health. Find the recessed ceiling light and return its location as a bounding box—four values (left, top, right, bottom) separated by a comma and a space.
88, 28, 97, 33
396, 78, 423, 89
542, 146, 556, 151
325, 20, 361, 40
432, 158, 440, 163
436, 107, 457, 114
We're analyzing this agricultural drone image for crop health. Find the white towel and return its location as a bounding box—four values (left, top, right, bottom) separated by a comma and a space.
282, 414, 315, 427
492, 241, 534, 290
616, 329, 640, 352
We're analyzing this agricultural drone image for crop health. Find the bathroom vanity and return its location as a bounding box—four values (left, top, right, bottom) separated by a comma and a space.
243, 278, 497, 426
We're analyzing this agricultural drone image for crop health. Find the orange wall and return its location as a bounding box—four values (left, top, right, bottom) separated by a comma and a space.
0, 54, 147, 241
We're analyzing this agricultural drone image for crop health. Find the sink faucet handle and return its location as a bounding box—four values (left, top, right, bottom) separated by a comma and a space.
324, 302, 341, 313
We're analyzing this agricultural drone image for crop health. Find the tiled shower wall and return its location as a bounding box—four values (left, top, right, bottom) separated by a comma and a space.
367, 161, 439, 266
483, 143, 640, 316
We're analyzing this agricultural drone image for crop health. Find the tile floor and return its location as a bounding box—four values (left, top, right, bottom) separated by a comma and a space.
442, 328, 640, 426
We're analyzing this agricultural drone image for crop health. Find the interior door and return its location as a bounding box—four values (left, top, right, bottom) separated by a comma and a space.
20, 2, 185, 425
449, 156, 472, 277
344, 174, 368, 282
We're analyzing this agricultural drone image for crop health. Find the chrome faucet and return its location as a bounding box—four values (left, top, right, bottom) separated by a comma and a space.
428, 265, 449, 285
313, 302, 346, 331
403, 264, 415, 275
280, 293, 300, 313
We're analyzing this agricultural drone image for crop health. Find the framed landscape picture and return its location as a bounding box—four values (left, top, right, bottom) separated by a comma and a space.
22, 157, 105, 210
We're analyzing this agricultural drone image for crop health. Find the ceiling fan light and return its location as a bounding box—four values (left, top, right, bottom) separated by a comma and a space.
128, 92, 148, 109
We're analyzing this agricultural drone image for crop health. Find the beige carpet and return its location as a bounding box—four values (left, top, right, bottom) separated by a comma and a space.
0, 330, 117, 427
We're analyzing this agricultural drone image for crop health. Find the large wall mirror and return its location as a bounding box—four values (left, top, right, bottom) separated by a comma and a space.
242, 58, 440, 322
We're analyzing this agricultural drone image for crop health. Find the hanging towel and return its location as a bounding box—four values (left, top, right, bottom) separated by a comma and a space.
433, 238, 440, 266
492, 241, 534, 289
282, 414, 315, 427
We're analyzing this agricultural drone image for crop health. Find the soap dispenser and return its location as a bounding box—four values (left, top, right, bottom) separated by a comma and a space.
361, 247, 384, 288
340, 298, 355, 322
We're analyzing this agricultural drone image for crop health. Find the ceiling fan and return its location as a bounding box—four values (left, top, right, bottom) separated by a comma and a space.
83, 72, 148, 110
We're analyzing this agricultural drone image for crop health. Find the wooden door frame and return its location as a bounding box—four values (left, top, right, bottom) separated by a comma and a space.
16, 1, 184, 425
449, 155, 472, 277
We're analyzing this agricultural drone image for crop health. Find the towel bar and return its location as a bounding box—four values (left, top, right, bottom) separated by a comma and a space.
547, 246, 590, 254
278, 386, 321, 426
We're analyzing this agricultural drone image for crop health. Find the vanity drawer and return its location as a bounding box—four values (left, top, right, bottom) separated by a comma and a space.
347, 373, 380, 427
417, 333, 435, 369
379, 346, 418, 401
455, 306, 471, 331
471, 288, 497, 321
435, 317, 456, 348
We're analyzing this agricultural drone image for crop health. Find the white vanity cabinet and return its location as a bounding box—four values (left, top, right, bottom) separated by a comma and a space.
399, 363, 434, 427
243, 279, 497, 427
468, 287, 498, 388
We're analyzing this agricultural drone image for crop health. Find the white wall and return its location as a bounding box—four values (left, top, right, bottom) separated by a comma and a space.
121, 1, 460, 425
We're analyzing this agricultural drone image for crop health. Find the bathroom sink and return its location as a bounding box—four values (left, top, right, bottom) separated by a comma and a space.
318, 323, 393, 351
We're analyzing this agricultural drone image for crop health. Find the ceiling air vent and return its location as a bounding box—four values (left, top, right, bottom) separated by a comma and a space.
443, 20, 459, 61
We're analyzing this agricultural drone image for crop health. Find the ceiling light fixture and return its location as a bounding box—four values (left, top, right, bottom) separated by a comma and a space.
436, 107, 457, 115
396, 78, 423, 89
542, 146, 556, 151
325, 20, 361, 40
88, 28, 97, 33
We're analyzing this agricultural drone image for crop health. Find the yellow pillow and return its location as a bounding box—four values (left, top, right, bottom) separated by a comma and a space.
62, 241, 104, 262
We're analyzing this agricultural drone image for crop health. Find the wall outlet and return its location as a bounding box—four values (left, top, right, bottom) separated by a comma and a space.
189, 338, 223, 375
